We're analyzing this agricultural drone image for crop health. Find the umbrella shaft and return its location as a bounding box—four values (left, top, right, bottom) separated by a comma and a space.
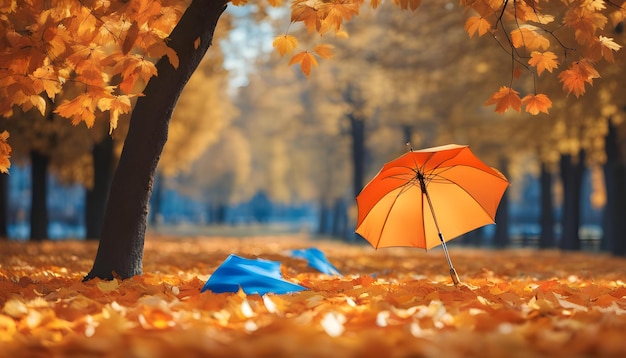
424, 185, 460, 286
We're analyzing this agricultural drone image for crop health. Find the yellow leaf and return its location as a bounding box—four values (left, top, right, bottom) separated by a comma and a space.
98, 95, 133, 134
522, 93, 552, 115
273, 35, 298, 57
0, 130, 11, 174
465, 16, 491, 38
289, 51, 318, 77
528, 51, 559, 76
484, 86, 522, 113
54, 93, 98, 127
510, 26, 550, 50
314, 44, 334, 59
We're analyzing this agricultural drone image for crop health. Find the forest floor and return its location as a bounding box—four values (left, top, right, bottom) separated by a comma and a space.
1, 234, 626, 357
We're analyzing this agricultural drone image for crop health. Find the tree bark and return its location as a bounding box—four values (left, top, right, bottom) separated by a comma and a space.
603, 121, 626, 256
85, 134, 114, 240
559, 151, 585, 251
30, 151, 49, 241
84, 0, 228, 280
538, 162, 555, 248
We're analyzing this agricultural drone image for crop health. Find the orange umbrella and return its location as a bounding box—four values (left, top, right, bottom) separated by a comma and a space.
355, 144, 509, 285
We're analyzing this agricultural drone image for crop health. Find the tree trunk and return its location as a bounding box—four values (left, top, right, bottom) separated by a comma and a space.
493, 157, 510, 248
350, 114, 365, 198
559, 151, 585, 251
603, 121, 626, 256
0, 173, 7, 238
149, 172, 163, 228
538, 162, 555, 248
85, 135, 114, 240
30, 151, 49, 241
84, 0, 228, 280
331, 198, 348, 239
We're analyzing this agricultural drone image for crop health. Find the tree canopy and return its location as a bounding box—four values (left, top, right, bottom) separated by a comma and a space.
0, 0, 624, 174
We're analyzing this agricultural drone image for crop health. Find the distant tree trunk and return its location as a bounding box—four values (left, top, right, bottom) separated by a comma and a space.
538, 162, 555, 248
84, 0, 228, 280
149, 172, 163, 228
331, 198, 349, 239
493, 157, 510, 248
30, 151, 49, 241
350, 114, 365, 198
559, 151, 585, 251
85, 135, 114, 240
0, 173, 7, 238
317, 199, 331, 235
603, 121, 626, 256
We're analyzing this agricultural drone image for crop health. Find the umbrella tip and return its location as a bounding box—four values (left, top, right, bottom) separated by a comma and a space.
406, 142, 414, 152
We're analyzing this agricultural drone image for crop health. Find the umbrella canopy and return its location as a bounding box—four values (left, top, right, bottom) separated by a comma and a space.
355, 144, 509, 284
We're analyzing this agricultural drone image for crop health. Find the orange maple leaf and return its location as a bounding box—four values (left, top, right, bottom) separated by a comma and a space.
314, 44, 334, 59
465, 16, 491, 38
273, 35, 298, 57
510, 26, 550, 50
370, 0, 382, 9
528, 51, 559, 76
484, 86, 522, 113
289, 51, 318, 77
393, 0, 421, 11
0, 130, 11, 174
522, 93, 552, 115
98, 95, 133, 134
586, 36, 622, 62
558, 60, 600, 97
291, 0, 321, 32
564, 7, 608, 45
54, 93, 98, 127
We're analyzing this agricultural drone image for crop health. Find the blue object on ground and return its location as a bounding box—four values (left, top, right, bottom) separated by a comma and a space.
201, 254, 306, 295
290, 247, 342, 276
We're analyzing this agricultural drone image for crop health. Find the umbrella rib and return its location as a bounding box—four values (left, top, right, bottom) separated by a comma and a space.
374, 178, 418, 248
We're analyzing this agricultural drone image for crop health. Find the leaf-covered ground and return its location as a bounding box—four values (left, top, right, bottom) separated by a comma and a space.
1, 234, 626, 357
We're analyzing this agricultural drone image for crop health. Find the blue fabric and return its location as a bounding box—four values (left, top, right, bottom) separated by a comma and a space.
201, 254, 306, 295
290, 247, 342, 276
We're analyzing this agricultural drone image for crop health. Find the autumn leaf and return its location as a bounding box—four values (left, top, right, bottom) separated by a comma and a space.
586, 36, 622, 62
0, 130, 11, 174
522, 93, 552, 115
510, 25, 550, 50
370, 0, 382, 9
393, 0, 421, 11
291, 0, 320, 32
465, 16, 491, 38
54, 92, 98, 127
273, 35, 298, 57
528, 51, 559, 76
564, 7, 608, 45
123, 21, 140, 55
267, 0, 283, 6
289, 51, 318, 76
314, 44, 334, 59
484, 86, 522, 113
98, 94, 133, 134
558, 60, 600, 97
